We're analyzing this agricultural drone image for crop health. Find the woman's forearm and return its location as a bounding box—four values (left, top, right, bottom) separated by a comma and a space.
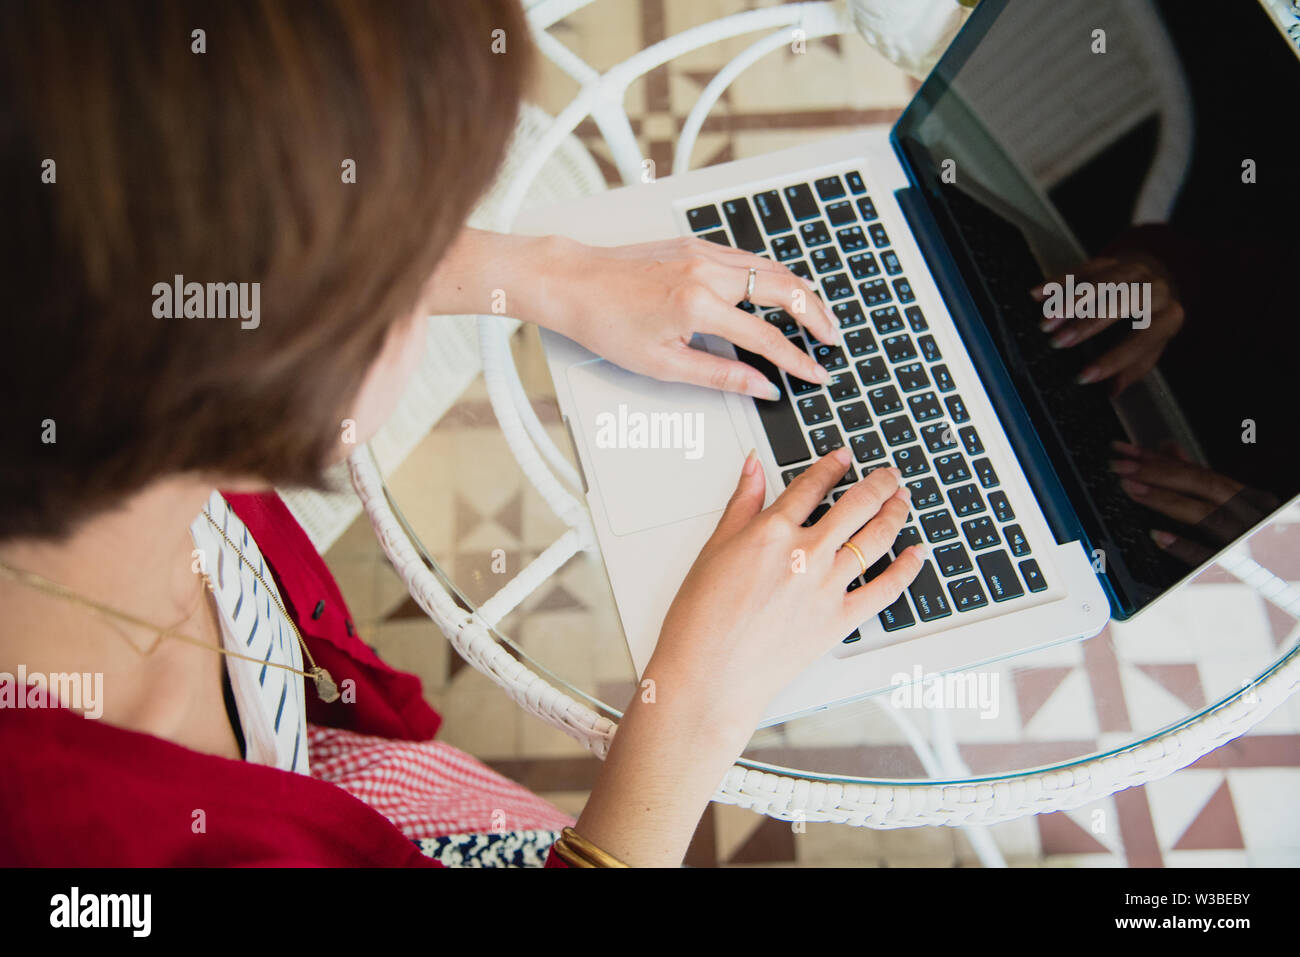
422, 227, 575, 330
573, 656, 760, 867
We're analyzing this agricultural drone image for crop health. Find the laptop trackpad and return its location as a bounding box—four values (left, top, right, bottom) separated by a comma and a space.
567, 358, 744, 537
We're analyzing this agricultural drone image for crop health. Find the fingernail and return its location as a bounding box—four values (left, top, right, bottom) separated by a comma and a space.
742, 448, 758, 476
1150, 530, 1175, 548
1030, 285, 1046, 301
888, 466, 902, 481
1076, 366, 1100, 385
1108, 459, 1138, 475
815, 365, 831, 384
1039, 314, 1065, 332
1111, 440, 1140, 455
1120, 478, 1149, 497
753, 381, 780, 401
1050, 329, 1078, 349
832, 447, 851, 466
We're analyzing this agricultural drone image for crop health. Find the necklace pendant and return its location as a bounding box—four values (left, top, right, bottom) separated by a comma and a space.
312, 668, 340, 703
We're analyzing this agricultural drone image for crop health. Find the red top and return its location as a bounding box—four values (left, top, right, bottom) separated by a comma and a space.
0, 491, 567, 867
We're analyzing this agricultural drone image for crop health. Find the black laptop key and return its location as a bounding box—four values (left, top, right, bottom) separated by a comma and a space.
735, 299, 757, 314
837, 401, 872, 432
881, 251, 903, 275
868, 223, 891, 248
781, 465, 808, 486
921, 422, 957, 453
933, 365, 956, 392
904, 305, 928, 332
892, 278, 915, 303
948, 484, 985, 518
788, 259, 812, 281
734, 347, 809, 466
701, 229, 730, 246
850, 430, 886, 463
883, 334, 917, 363
856, 196, 879, 221
936, 452, 971, 485
962, 516, 1000, 551
988, 491, 1014, 522
848, 252, 880, 279
845, 170, 866, 194
765, 309, 799, 336
855, 356, 889, 387
833, 301, 867, 330
1018, 558, 1047, 593
918, 335, 942, 363
893, 444, 928, 478
844, 328, 878, 357
944, 394, 970, 422
867, 385, 903, 416
837, 226, 868, 252
880, 415, 915, 446
870, 306, 904, 334
811, 247, 843, 275
895, 362, 929, 393
797, 394, 832, 425
783, 183, 820, 221
812, 343, 847, 372
908, 391, 943, 422
827, 373, 860, 403
810, 425, 844, 456
893, 524, 923, 556
802, 503, 831, 528
879, 591, 916, 631
841, 626, 861, 641
977, 550, 1024, 602
859, 278, 891, 306
753, 190, 792, 234
948, 575, 989, 612
687, 204, 722, 232
825, 201, 855, 227
814, 175, 846, 201
799, 220, 831, 247
973, 457, 999, 488
771, 235, 802, 261
920, 509, 958, 542
908, 561, 952, 622
907, 477, 943, 509
1005, 524, 1031, 557
959, 426, 984, 456
722, 198, 765, 253
789, 375, 820, 396
820, 272, 853, 301
934, 542, 973, 577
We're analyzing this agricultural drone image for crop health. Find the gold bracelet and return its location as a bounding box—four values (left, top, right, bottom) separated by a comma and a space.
553, 826, 629, 868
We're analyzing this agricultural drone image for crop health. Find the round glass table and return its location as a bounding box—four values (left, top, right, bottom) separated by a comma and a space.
360, 320, 1300, 837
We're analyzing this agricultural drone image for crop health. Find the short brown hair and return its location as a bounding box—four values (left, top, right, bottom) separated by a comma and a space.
0, 0, 532, 540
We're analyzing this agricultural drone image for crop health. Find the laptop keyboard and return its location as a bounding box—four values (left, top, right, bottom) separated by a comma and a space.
684, 170, 1049, 644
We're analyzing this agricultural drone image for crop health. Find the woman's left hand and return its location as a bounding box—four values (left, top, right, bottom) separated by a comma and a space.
533, 235, 842, 400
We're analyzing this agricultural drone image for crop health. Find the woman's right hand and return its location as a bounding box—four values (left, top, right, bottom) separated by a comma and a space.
648, 447, 924, 729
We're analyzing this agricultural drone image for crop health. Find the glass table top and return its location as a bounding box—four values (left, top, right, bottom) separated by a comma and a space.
374, 324, 1300, 787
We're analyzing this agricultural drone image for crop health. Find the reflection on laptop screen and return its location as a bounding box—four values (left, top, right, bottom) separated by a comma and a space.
894, 0, 1299, 614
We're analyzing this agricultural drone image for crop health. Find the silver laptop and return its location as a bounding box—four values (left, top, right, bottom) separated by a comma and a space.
515, 0, 1300, 725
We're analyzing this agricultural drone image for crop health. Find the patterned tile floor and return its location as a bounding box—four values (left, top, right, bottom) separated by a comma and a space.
323, 0, 1300, 866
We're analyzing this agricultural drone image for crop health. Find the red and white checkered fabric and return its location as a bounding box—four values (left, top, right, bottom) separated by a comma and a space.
307, 724, 575, 840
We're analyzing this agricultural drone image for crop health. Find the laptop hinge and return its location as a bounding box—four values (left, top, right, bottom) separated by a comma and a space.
893, 185, 1124, 614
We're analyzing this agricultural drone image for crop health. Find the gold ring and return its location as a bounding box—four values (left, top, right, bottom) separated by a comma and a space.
743, 266, 757, 303
841, 540, 868, 576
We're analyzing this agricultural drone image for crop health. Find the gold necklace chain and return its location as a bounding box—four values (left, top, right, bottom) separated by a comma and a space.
0, 511, 340, 703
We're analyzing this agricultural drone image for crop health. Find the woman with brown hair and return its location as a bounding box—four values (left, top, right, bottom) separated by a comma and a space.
0, 0, 921, 867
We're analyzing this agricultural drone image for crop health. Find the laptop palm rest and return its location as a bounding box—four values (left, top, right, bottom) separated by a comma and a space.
566, 358, 744, 537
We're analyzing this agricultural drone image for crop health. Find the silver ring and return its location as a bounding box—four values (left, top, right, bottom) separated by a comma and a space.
743, 266, 757, 304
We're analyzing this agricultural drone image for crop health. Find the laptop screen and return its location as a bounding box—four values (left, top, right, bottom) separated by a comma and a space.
893, 0, 1300, 615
